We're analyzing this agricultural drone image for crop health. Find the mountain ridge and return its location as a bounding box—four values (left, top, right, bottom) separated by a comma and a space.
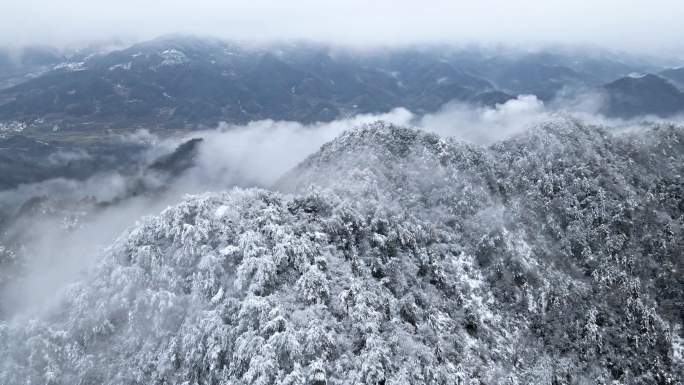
0, 37, 677, 132
600, 74, 684, 118
1, 119, 681, 384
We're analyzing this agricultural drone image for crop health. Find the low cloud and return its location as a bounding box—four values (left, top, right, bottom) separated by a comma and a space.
418, 95, 549, 144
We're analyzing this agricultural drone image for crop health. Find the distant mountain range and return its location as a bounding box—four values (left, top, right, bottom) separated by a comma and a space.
0, 36, 682, 131
601, 74, 684, 118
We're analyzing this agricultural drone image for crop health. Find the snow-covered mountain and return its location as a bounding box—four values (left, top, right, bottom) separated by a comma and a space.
0, 120, 681, 384
0, 36, 677, 132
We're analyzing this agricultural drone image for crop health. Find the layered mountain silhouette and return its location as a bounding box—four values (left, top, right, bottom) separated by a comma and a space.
0, 36, 675, 131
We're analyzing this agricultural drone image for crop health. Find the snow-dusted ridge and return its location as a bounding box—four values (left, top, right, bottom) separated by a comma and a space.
1, 120, 682, 384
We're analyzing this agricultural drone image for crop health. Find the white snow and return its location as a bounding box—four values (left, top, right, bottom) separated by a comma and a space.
215, 205, 229, 218
109, 62, 132, 71
53, 61, 85, 71
0, 121, 27, 133
159, 49, 189, 66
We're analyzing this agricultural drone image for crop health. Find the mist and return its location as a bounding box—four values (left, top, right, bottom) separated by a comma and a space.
1, 0, 684, 56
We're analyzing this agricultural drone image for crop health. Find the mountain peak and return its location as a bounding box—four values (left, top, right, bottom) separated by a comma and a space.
1, 121, 682, 383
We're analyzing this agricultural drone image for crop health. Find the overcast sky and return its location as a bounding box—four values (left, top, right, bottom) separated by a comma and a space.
1, 0, 683, 54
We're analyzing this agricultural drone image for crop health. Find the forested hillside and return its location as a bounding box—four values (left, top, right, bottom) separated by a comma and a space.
0, 120, 682, 384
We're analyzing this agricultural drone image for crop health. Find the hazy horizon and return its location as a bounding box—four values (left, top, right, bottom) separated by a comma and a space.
1, 0, 683, 56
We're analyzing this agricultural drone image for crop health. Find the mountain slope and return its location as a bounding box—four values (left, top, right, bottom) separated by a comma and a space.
0, 37, 669, 131
0, 46, 67, 90
600, 74, 684, 118
0, 121, 682, 384
0, 133, 151, 191
661, 67, 684, 91
0, 38, 496, 130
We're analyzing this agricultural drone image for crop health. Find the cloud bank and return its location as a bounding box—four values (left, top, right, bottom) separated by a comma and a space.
1, 0, 683, 55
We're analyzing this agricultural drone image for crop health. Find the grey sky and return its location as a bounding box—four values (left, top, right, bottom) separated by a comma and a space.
1, 0, 683, 54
